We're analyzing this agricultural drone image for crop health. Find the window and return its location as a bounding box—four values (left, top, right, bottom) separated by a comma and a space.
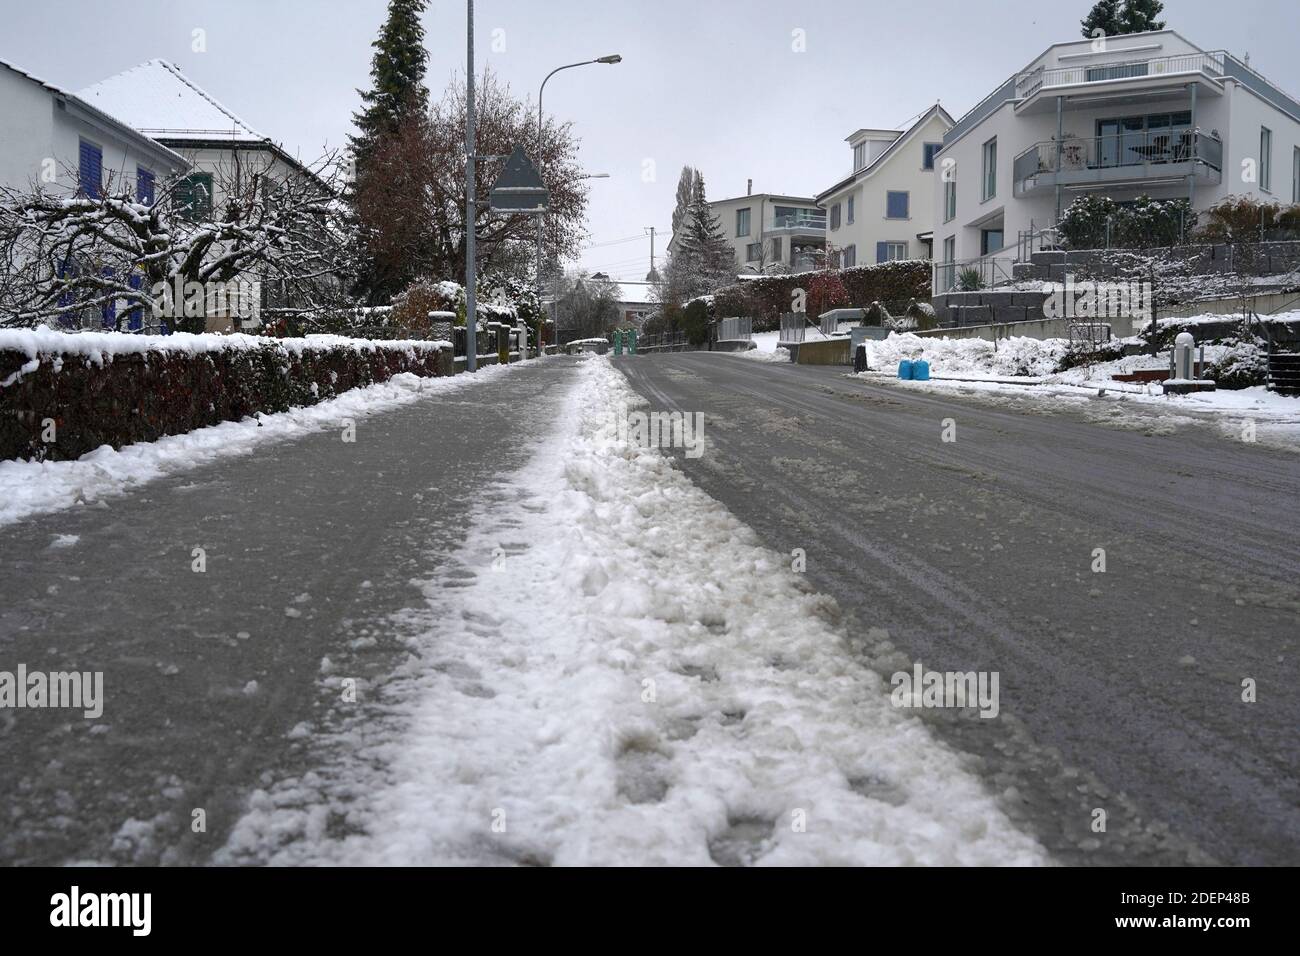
830, 203, 841, 230
736, 207, 751, 237
746, 242, 761, 262
981, 229, 1004, 256
847, 195, 855, 224
922, 143, 942, 170
943, 179, 956, 223
981, 138, 997, 201
136, 166, 155, 205
886, 191, 909, 219
853, 142, 866, 171
876, 241, 907, 262
771, 237, 782, 261
1260, 127, 1272, 193
842, 244, 856, 268
78, 139, 102, 198
943, 236, 955, 263
175, 172, 213, 221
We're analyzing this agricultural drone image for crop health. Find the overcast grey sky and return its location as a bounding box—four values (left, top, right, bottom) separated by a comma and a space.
4, 0, 1297, 280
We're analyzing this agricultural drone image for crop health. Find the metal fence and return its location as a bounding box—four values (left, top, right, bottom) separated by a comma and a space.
779, 313, 806, 343
718, 316, 752, 341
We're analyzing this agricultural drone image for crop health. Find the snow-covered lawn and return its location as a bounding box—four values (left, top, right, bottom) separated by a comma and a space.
0, 363, 514, 527
849, 324, 1300, 451
217, 355, 1047, 866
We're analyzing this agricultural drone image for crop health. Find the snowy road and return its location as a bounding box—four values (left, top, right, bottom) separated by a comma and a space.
1, 354, 1048, 865
617, 352, 1300, 866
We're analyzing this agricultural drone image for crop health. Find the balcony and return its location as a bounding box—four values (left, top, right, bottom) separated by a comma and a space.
1014, 51, 1226, 114
767, 212, 827, 236
1013, 128, 1222, 197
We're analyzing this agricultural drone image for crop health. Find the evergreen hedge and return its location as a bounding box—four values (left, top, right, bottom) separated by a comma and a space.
0, 335, 452, 462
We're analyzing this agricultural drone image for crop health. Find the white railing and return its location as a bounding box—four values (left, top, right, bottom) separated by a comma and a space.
1015, 51, 1225, 99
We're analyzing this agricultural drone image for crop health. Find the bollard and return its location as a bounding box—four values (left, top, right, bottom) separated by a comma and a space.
898, 359, 914, 380
628, 329, 637, 355
1174, 331, 1195, 380
613, 330, 623, 356
854, 344, 867, 373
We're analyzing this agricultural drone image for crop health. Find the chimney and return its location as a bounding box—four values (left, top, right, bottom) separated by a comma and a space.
747, 179, 752, 196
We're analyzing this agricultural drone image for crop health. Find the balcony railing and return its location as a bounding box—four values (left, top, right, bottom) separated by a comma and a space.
1015, 51, 1225, 99
1013, 128, 1222, 195
770, 213, 827, 231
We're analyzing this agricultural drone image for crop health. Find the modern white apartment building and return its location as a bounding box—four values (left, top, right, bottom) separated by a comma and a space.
815, 104, 954, 267
668, 188, 827, 274
933, 30, 1300, 290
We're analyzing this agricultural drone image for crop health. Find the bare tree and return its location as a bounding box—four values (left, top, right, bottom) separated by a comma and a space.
0, 149, 356, 332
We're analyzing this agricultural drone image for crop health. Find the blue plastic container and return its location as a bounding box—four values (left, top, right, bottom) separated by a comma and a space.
912, 359, 930, 381
898, 359, 914, 380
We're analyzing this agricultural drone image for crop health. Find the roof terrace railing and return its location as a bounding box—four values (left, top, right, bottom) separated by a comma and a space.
1014, 51, 1226, 99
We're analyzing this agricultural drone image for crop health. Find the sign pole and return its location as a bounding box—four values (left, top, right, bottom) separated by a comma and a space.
464, 0, 478, 372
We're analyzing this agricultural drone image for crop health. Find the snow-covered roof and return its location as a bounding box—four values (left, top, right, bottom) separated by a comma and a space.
613, 281, 655, 306
0, 56, 187, 170
77, 59, 263, 142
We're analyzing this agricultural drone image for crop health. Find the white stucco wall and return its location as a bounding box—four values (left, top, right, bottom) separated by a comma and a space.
821, 111, 951, 264
1, 63, 185, 197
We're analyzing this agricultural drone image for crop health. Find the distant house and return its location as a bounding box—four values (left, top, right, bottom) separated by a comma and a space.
814, 104, 955, 268
0, 56, 186, 201
668, 188, 827, 274
610, 280, 655, 327
77, 59, 328, 326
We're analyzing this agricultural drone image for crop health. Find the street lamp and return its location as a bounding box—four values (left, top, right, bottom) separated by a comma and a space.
536, 55, 621, 353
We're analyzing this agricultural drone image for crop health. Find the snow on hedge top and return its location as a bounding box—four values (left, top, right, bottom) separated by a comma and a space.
0, 328, 451, 379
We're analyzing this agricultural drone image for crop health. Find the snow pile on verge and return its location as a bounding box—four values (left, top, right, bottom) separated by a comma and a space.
0, 364, 512, 527
739, 345, 791, 363
217, 356, 1046, 866
868, 332, 1068, 378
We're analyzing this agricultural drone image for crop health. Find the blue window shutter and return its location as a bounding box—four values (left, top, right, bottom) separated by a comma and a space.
137, 167, 155, 205
79, 141, 102, 198
887, 191, 909, 219
876, 242, 889, 263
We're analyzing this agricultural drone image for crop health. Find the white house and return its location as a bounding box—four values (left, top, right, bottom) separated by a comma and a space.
668, 188, 827, 274
933, 30, 1300, 291
815, 104, 954, 267
0, 57, 186, 203
77, 59, 328, 324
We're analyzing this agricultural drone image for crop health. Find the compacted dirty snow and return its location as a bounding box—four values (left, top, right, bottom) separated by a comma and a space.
217, 356, 1046, 866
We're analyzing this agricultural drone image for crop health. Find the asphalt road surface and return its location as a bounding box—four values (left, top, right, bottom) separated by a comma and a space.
616, 351, 1299, 866
0, 358, 581, 865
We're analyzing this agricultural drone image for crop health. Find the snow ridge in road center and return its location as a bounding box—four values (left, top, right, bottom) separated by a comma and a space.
219, 356, 1047, 866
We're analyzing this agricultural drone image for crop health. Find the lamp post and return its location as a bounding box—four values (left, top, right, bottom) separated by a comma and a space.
536, 55, 621, 353
464, 0, 478, 372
